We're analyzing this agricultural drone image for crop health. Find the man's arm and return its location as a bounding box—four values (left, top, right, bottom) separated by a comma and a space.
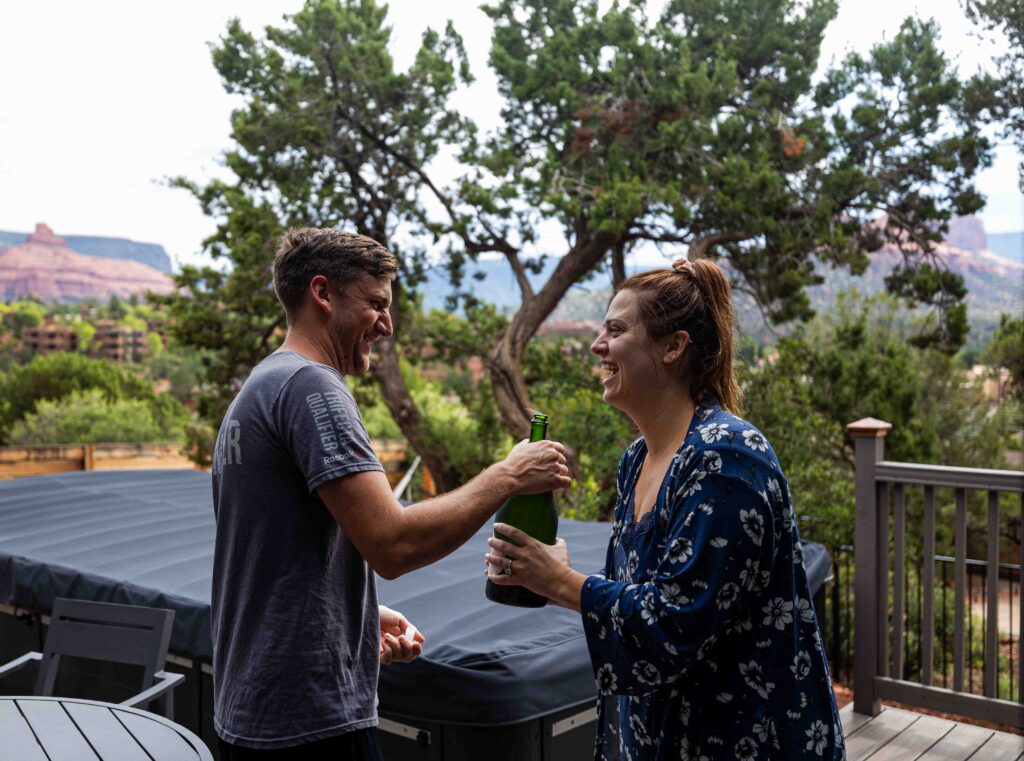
317, 439, 570, 579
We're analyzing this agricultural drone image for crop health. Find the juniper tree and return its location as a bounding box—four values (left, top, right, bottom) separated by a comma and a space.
160, 0, 996, 468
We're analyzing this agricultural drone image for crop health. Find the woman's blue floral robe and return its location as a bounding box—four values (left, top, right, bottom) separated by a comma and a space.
580, 399, 844, 760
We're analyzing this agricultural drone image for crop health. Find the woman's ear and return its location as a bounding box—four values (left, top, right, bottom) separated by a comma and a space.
663, 330, 691, 365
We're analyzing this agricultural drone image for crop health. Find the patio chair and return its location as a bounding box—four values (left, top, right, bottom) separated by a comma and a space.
0, 597, 184, 719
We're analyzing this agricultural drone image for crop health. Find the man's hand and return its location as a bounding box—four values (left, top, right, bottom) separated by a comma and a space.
502, 439, 572, 495
379, 605, 424, 665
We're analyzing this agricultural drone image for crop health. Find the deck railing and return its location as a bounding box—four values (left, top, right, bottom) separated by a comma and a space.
849, 417, 1024, 727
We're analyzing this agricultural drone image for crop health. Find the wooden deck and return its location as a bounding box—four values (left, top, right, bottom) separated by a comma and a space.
841, 704, 1024, 760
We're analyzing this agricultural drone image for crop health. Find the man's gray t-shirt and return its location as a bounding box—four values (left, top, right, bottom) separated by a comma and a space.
211, 351, 385, 748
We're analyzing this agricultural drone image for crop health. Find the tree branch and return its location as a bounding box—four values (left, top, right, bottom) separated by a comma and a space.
688, 230, 750, 259
506, 250, 535, 301
610, 238, 627, 289
259, 315, 285, 352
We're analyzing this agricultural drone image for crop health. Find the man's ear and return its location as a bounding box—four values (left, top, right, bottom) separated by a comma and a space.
663, 330, 691, 365
309, 275, 333, 314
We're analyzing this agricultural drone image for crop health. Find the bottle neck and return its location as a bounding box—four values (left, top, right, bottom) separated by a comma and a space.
528, 420, 548, 443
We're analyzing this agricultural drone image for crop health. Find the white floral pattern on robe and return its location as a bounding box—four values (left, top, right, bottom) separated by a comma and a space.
580, 399, 844, 760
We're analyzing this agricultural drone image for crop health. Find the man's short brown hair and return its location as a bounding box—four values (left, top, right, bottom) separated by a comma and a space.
272, 228, 398, 313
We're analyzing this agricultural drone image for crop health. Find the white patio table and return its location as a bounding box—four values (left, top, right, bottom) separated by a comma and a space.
0, 695, 213, 760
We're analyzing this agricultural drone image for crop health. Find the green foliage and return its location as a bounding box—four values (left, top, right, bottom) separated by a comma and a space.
1, 300, 46, 333
72, 321, 97, 353
524, 338, 634, 520
740, 360, 854, 550
963, 0, 1024, 188
742, 292, 1014, 549
119, 315, 146, 332
400, 361, 513, 482
348, 374, 402, 439
145, 349, 208, 405
145, 332, 165, 356
0, 353, 186, 445
412, 300, 509, 367
411, 305, 634, 516
149, 186, 285, 464
983, 313, 1024, 399
159, 0, 999, 485
8, 389, 183, 446
155, 0, 475, 462
471, 2, 992, 345
105, 296, 128, 320
165, 0, 998, 472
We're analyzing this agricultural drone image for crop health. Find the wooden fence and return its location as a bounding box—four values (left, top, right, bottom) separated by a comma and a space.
0, 444, 197, 479
849, 417, 1024, 728
0, 440, 410, 484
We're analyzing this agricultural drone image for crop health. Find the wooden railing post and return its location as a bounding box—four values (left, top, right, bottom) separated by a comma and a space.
848, 417, 892, 716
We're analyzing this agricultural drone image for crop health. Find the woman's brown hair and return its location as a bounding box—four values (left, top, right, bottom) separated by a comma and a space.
617, 258, 742, 413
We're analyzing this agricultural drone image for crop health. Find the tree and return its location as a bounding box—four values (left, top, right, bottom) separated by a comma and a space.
471, 1, 992, 432
163, 0, 995, 482
8, 389, 183, 446
146, 349, 207, 404
154, 0, 474, 486
0, 353, 183, 444
743, 292, 1015, 549
105, 295, 129, 320
983, 313, 1024, 399
1, 300, 46, 334
72, 321, 97, 354
963, 0, 1024, 187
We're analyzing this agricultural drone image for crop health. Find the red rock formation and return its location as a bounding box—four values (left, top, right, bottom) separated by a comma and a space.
0, 227, 173, 302
946, 216, 988, 255
26, 223, 66, 248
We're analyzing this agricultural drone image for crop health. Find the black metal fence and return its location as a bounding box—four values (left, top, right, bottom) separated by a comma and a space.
814, 543, 1022, 703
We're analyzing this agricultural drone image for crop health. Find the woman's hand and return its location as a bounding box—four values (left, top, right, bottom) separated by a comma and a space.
378, 605, 425, 665
485, 523, 584, 610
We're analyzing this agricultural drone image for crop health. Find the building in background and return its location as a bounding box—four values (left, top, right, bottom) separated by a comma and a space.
21, 324, 78, 355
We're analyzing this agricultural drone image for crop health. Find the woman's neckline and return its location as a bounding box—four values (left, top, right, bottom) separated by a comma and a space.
618, 399, 716, 524
624, 397, 716, 525
627, 439, 682, 525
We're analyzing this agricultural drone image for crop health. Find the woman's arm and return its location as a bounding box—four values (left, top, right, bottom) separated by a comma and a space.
580, 472, 776, 696
485, 470, 778, 697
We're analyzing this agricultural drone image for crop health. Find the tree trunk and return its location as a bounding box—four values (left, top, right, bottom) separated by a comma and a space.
369, 276, 460, 495
371, 336, 461, 494
488, 233, 617, 437
353, 230, 461, 494
611, 240, 627, 290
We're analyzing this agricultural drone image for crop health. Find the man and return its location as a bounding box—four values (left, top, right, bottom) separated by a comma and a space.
211, 228, 570, 759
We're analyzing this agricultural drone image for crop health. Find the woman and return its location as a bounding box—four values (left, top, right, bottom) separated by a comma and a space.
487, 259, 843, 760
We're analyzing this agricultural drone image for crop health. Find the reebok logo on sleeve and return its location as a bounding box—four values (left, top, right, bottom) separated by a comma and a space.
306, 391, 367, 464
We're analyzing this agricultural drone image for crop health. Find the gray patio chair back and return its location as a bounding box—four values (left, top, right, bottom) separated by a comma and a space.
35, 598, 174, 697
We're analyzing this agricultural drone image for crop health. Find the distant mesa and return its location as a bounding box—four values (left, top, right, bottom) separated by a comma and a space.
946, 216, 988, 254
0, 224, 172, 273
26, 223, 66, 248
0, 223, 174, 303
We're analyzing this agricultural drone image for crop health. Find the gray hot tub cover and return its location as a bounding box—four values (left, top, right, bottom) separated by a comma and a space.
0, 469, 831, 726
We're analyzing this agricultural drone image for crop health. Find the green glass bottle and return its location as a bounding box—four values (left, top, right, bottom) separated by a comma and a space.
485, 413, 558, 608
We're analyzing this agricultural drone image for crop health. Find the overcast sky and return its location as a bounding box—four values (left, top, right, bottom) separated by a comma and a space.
1, 0, 1020, 270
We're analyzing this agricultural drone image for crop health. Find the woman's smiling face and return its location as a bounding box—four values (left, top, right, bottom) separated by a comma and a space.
590, 289, 666, 412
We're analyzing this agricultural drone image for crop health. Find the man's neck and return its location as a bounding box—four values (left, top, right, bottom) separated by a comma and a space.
278, 329, 342, 374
